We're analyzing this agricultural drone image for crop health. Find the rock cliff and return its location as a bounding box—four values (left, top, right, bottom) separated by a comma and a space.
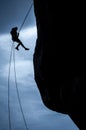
33, 1, 85, 129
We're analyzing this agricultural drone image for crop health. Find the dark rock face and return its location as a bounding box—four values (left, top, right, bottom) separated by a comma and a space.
33, 1, 85, 129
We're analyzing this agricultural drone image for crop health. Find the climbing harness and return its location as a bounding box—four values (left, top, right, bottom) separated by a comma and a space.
8, 1, 33, 130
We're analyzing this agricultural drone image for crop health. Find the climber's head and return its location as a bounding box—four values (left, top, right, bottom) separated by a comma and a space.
12, 26, 18, 31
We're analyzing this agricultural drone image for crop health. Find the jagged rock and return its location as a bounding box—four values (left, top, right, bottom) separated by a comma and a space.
33, 1, 85, 129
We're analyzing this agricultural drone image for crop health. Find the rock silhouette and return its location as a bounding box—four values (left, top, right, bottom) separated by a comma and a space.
33, 1, 85, 130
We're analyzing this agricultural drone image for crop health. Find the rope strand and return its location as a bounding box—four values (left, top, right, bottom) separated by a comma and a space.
18, 2, 33, 33
8, 1, 33, 129
8, 43, 29, 130
8, 42, 13, 130
13, 44, 29, 130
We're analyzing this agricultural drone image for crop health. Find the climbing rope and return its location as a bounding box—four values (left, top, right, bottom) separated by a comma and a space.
18, 1, 33, 33
13, 43, 29, 130
8, 1, 33, 130
8, 42, 14, 130
8, 42, 29, 130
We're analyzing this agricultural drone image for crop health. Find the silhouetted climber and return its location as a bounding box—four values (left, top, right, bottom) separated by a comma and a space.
10, 27, 30, 51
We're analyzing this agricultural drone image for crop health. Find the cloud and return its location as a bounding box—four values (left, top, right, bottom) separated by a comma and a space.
0, 26, 79, 130
1, 60, 34, 84
0, 26, 37, 50
0, 0, 35, 34
0, 26, 37, 85
0, 26, 37, 63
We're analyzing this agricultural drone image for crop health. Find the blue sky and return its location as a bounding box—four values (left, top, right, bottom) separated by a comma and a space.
0, 0, 79, 130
